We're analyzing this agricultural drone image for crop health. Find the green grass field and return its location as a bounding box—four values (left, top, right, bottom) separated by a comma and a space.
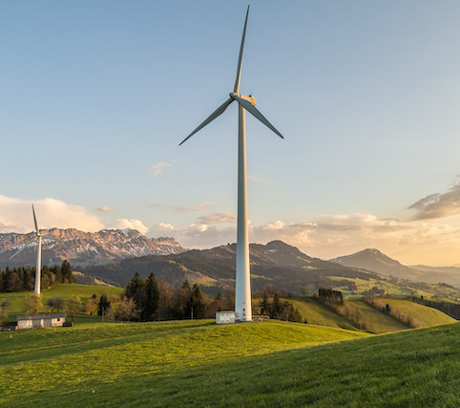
328, 275, 460, 300
289, 297, 454, 334
338, 300, 408, 334
0, 284, 123, 321
372, 298, 457, 328
0, 320, 368, 407
289, 297, 357, 330
1, 319, 460, 407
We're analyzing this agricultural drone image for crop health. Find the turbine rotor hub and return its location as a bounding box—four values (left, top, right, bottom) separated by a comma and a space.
230, 92, 257, 106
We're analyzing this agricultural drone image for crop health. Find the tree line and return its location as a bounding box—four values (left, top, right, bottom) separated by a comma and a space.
0, 260, 74, 293
317, 288, 367, 330
86, 273, 303, 323
259, 288, 302, 322
89, 273, 235, 322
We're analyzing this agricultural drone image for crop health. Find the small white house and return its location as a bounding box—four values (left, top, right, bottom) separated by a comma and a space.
16, 313, 66, 330
216, 311, 235, 324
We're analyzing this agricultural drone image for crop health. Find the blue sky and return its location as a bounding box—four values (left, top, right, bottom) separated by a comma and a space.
2, 1, 460, 265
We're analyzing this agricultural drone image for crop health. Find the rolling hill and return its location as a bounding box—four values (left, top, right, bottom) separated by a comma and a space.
330, 248, 417, 278
1, 319, 460, 407
285, 297, 456, 334
0, 284, 123, 321
3, 284, 456, 334
82, 240, 460, 299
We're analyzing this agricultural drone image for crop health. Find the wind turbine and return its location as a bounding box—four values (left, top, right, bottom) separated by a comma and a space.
10, 204, 61, 297
179, 5, 284, 322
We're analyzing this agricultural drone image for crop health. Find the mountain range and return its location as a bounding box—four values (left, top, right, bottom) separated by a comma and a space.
1, 227, 459, 297
0, 228, 185, 268
331, 248, 460, 289
81, 240, 460, 299
330, 248, 416, 279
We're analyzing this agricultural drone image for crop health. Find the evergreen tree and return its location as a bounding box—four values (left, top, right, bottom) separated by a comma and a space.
0, 263, 72, 294
61, 260, 74, 284
0, 269, 5, 292
7, 272, 22, 292
260, 291, 270, 314
97, 294, 111, 320
270, 292, 282, 318
52, 265, 62, 284
143, 273, 159, 321
169, 281, 192, 319
125, 272, 146, 311
187, 284, 206, 319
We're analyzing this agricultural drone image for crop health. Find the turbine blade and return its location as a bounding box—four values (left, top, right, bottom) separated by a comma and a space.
41, 235, 63, 242
9, 238, 36, 259
233, 95, 284, 139
32, 204, 39, 234
179, 98, 233, 146
234, 5, 250, 93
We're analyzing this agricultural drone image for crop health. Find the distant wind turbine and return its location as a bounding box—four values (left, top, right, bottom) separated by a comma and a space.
179, 5, 284, 321
10, 204, 62, 297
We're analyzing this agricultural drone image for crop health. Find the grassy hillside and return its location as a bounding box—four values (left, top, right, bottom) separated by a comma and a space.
2, 320, 460, 407
0, 320, 368, 407
289, 297, 357, 330
289, 297, 453, 334
337, 299, 407, 333
328, 274, 460, 299
371, 298, 457, 327
0, 284, 123, 320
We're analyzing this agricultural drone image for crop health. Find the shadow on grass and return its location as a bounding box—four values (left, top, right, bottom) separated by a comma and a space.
5, 323, 460, 408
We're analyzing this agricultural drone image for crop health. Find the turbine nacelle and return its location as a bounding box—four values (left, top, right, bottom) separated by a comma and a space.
230, 92, 256, 106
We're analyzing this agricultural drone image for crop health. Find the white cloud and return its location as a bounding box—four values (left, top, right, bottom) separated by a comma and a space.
263, 220, 285, 230
159, 223, 174, 230
408, 179, 460, 220
116, 218, 148, 235
152, 162, 171, 176
97, 205, 115, 213
153, 208, 460, 265
0, 195, 104, 233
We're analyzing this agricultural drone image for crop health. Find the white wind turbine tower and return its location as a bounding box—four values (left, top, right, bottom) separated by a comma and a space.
179, 5, 284, 322
10, 204, 62, 297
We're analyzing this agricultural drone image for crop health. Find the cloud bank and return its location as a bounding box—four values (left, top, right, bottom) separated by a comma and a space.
115, 218, 148, 235
0, 196, 104, 233
408, 180, 460, 220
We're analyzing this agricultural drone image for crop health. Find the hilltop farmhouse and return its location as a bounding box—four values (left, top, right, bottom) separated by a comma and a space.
16, 313, 66, 329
